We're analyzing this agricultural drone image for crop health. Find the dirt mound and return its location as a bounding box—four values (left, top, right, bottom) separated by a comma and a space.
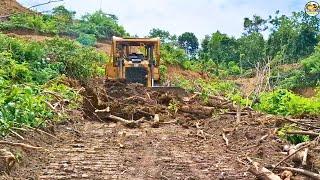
82, 79, 229, 125
0, 0, 31, 17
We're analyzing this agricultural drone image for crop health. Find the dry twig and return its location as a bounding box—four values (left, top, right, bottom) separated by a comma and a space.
0, 141, 42, 150
222, 133, 229, 146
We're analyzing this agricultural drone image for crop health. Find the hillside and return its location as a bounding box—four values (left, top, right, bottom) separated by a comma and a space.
0, 3, 319, 180
0, 0, 31, 16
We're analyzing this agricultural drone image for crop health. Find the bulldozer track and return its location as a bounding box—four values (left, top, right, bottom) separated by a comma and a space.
39, 122, 122, 180
15, 119, 249, 180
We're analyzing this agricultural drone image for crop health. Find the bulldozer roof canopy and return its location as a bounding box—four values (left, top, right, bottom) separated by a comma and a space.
112, 36, 160, 46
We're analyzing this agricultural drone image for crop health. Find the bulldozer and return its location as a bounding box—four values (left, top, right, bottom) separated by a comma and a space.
106, 36, 161, 87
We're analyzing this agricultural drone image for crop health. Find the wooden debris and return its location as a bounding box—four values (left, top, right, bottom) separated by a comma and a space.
236, 103, 241, 124
280, 170, 293, 180
0, 149, 15, 173
273, 142, 312, 170
222, 133, 229, 146
286, 131, 319, 137
247, 157, 281, 180
302, 148, 309, 166
9, 129, 24, 140
151, 114, 160, 128
107, 114, 144, 128
272, 166, 320, 180
284, 118, 320, 129
95, 107, 110, 113
0, 141, 43, 150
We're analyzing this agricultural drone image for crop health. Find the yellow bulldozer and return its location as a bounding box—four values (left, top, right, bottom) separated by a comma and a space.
106, 36, 161, 87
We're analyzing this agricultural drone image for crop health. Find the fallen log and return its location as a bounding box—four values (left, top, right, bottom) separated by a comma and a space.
272, 166, 320, 180
284, 118, 320, 129
247, 157, 281, 180
286, 131, 319, 137
180, 105, 214, 117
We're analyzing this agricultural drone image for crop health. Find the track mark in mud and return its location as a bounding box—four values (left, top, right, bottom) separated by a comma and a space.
39, 122, 122, 180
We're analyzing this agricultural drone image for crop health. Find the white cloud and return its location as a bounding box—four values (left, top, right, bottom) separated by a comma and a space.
17, 0, 305, 39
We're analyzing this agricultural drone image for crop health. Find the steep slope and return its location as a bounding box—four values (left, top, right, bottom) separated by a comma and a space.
0, 0, 31, 16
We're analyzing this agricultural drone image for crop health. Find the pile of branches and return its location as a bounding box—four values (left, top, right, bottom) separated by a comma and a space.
81, 79, 238, 128
244, 117, 320, 180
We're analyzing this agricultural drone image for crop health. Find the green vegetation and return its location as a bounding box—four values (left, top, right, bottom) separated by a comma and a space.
256, 89, 320, 117
149, 10, 319, 119
0, 5, 318, 139
0, 33, 106, 135
0, 6, 127, 40
278, 124, 310, 144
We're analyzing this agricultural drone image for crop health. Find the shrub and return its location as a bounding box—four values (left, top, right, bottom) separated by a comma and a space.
277, 124, 310, 144
44, 37, 106, 81
0, 33, 105, 135
256, 89, 320, 116
76, 33, 97, 46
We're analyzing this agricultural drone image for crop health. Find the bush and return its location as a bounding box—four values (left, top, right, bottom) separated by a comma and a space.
256, 89, 320, 116
277, 124, 310, 144
44, 37, 106, 81
0, 33, 106, 135
0, 8, 128, 40
77, 33, 97, 46
161, 44, 187, 65
273, 43, 320, 89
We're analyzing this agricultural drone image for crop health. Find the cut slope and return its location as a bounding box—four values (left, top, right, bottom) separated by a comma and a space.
0, 0, 31, 17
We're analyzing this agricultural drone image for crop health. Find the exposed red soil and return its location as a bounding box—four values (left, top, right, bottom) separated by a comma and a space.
0, 0, 31, 17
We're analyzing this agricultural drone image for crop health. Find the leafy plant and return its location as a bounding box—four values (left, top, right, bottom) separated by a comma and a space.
77, 33, 97, 46
168, 99, 179, 114
256, 89, 320, 116
278, 124, 310, 144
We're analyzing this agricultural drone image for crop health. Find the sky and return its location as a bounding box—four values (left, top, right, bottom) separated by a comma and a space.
17, 0, 307, 39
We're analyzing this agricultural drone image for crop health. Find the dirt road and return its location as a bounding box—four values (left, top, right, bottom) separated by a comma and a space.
8, 119, 250, 179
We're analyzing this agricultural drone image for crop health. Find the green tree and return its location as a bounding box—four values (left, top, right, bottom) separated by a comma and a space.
267, 11, 319, 63
243, 15, 268, 35
148, 28, 172, 43
77, 10, 127, 39
238, 32, 266, 69
206, 31, 239, 64
52, 5, 75, 23
199, 35, 211, 60
178, 32, 199, 57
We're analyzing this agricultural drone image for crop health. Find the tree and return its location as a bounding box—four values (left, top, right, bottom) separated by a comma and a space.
178, 32, 199, 57
52, 5, 75, 23
266, 11, 319, 63
148, 28, 173, 44
206, 31, 239, 64
78, 10, 127, 39
238, 32, 266, 69
243, 15, 268, 35
199, 35, 211, 60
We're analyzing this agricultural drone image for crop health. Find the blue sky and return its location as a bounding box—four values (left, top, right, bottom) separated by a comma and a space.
17, 0, 307, 39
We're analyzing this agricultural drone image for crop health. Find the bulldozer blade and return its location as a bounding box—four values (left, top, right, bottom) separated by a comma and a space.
152, 86, 188, 97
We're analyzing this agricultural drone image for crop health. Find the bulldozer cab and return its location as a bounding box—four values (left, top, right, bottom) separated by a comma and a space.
106, 36, 161, 87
